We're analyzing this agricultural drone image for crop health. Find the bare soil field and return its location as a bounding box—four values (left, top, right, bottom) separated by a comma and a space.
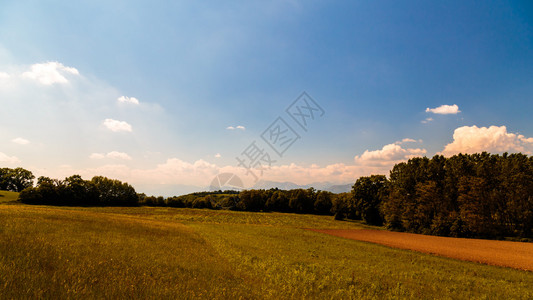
310, 229, 533, 271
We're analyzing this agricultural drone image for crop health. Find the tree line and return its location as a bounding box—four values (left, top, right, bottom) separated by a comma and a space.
337, 153, 532, 239
19, 175, 138, 206
3, 152, 531, 238
138, 188, 337, 214
138, 190, 240, 209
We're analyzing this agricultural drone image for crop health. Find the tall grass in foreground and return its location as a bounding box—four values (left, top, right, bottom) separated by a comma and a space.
1, 204, 532, 299
0, 206, 253, 299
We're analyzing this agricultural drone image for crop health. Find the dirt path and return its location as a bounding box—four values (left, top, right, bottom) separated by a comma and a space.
310, 229, 533, 271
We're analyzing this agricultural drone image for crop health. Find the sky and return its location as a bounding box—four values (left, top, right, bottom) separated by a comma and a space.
1, 0, 532, 195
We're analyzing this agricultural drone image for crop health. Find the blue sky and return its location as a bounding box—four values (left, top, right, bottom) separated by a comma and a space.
1, 1, 532, 195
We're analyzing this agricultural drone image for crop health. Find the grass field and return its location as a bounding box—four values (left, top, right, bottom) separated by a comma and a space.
0, 190, 20, 204
1, 196, 532, 299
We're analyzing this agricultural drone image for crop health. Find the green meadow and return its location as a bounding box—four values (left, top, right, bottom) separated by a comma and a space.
0, 193, 532, 299
0, 190, 20, 204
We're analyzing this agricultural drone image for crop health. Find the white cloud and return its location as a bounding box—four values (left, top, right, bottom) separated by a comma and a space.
117, 96, 140, 105
21, 62, 79, 85
425, 104, 460, 115
421, 117, 434, 124
102, 119, 132, 132
401, 138, 417, 143
89, 153, 106, 160
395, 138, 419, 144
0, 72, 9, 79
0, 152, 20, 163
90, 151, 132, 160
215, 153, 221, 158
107, 151, 132, 160
354, 143, 427, 167
11, 137, 30, 145
226, 125, 245, 130
440, 125, 533, 156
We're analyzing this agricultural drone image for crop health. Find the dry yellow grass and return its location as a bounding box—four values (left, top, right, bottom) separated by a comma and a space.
311, 229, 533, 271
2, 204, 533, 298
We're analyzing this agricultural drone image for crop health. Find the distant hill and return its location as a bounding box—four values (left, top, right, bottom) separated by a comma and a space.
252, 180, 311, 190
251, 180, 352, 193
325, 184, 352, 194
135, 183, 205, 197
140, 180, 354, 197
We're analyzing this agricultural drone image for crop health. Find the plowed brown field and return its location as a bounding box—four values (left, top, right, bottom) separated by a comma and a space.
310, 229, 533, 271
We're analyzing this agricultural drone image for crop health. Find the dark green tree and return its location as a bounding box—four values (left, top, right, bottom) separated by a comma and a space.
0, 167, 35, 192
352, 175, 388, 225
265, 190, 289, 212
91, 176, 138, 206
289, 189, 313, 213
314, 191, 333, 215
237, 189, 265, 211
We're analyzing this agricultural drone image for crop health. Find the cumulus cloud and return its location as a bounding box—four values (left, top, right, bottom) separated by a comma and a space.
0, 152, 19, 163
21, 62, 79, 85
440, 125, 533, 156
90, 151, 132, 160
11, 137, 30, 145
227, 125, 245, 130
102, 119, 132, 132
421, 117, 434, 124
354, 143, 427, 166
215, 153, 221, 158
426, 104, 460, 115
0, 72, 9, 79
117, 96, 140, 105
